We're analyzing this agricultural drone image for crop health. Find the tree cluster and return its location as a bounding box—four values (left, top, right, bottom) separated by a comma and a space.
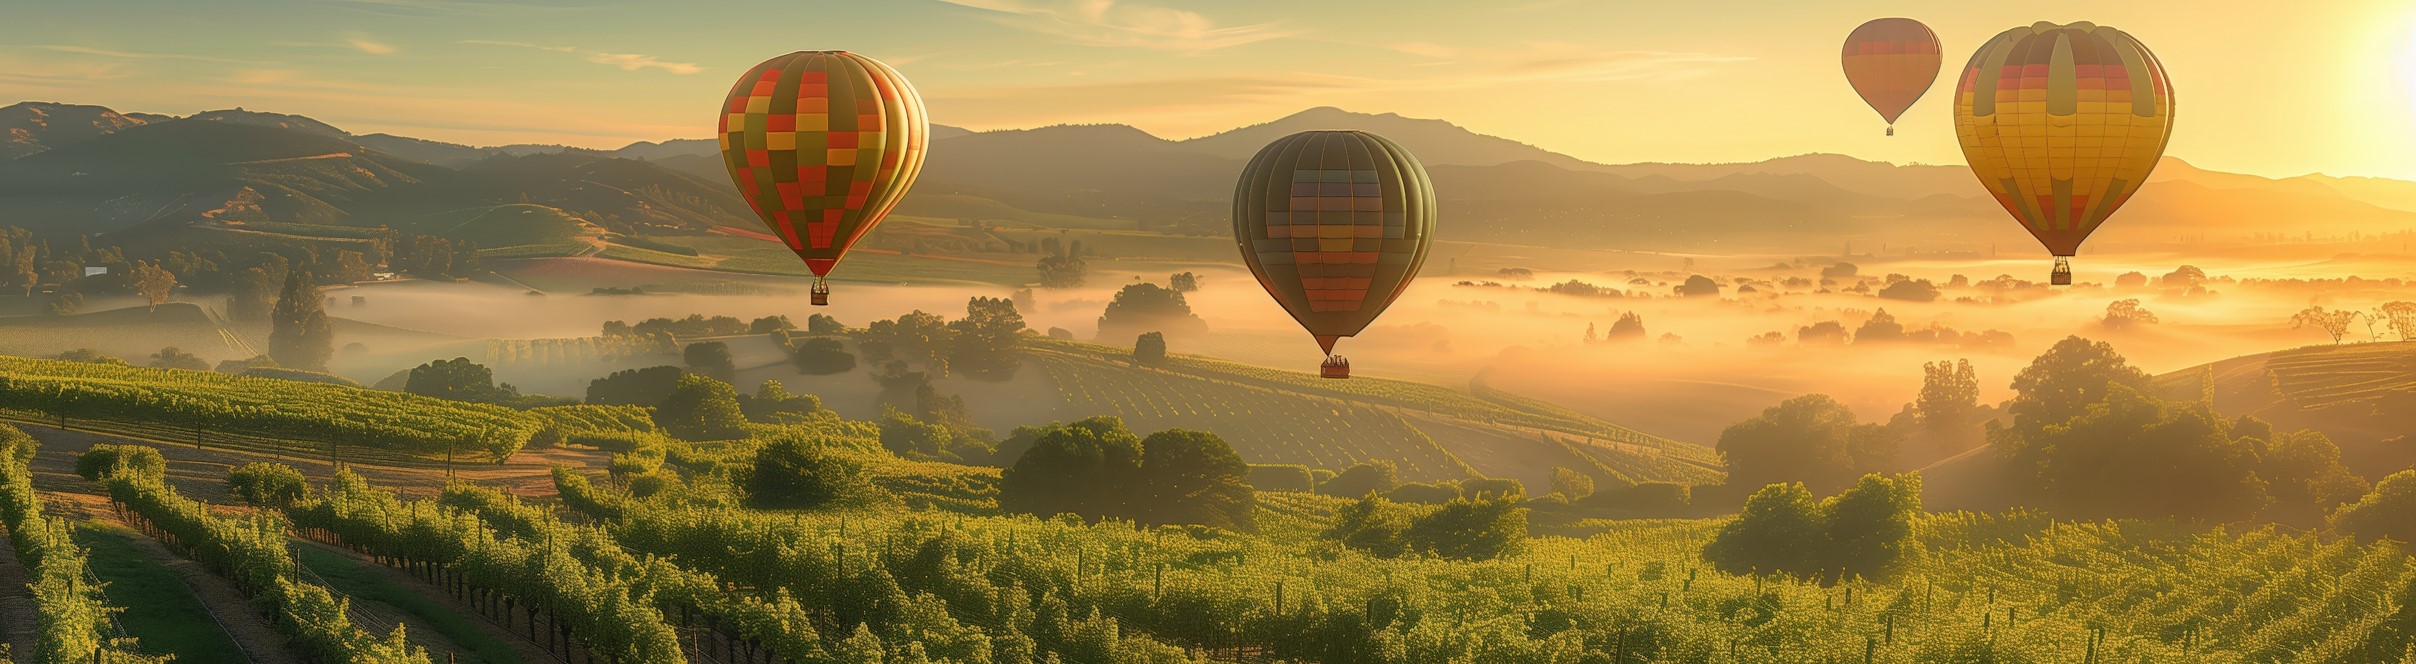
1702, 473, 1922, 583
996, 417, 1255, 530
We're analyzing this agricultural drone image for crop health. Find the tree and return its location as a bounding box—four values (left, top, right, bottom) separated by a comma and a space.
227, 265, 278, 322
226, 462, 307, 507
54, 349, 122, 365
1318, 460, 1398, 497
997, 417, 1142, 520
1037, 252, 1088, 288
2002, 336, 2150, 434
792, 337, 858, 375
862, 310, 956, 374
1133, 332, 1167, 364
949, 296, 1025, 379
806, 313, 846, 335
43, 290, 81, 316
2261, 430, 2368, 506
652, 373, 750, 441
405, 357, 508, 402
1096, 283, 1206, 341
1821, 262, 1859, 279
1853, 309, 1905, 343
2331, 470, 2416, 546
268, 270, 334, 371
2114, 271, 2148, 288
1820, 473, 1922, 582
1549, 467, 1595, 500
1876, 279, 1940, 302
587, 365, 686, 406
1606, 311, 1646, 341
2292, 306, 2360, 344
1797, 320, 1848, 345
2101, 299, 2159, 330
2010, 385, 2270, 521
1675, 275, 1719, 297
1405, 490, 1528, 560
148, 346, 209, 371
1703, 482, 1826, 577
684, 341, 737, 384
2380, 302, 2416, 341
1716, 395, 1895, 495
1136, 429, 1255, 530
129, 261, 176, 310
748, 436, 871, 509
878, 405, 959, 461
1323, 494, 1413, 558
2159, 265, 2208, 289
750, 315, 796, 334
1169, 272, 1199, 292
1913, 359, 1980, 436
739, 380, 821, 424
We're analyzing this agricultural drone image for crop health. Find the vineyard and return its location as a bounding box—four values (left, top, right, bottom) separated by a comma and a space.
1034, 348, 1476, 482
484, 334, 675, 369
0, 356, 542, 460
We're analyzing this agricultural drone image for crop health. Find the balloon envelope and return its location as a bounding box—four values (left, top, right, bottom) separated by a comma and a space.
1842, 18, 1942, 128
718, 51, 928, 279
1953, 22, 2173, 269
1232, 131, 1434, 359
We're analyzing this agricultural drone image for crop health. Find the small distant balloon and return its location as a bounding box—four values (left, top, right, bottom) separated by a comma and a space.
1841, 18, 1942, 136
1952, 22, 2174, 285
718, 51, 929, 305
1231, 131, 1434, 379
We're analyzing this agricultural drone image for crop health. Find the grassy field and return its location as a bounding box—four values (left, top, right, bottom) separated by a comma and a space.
296, 544, 530, 664
74, 522, 251, 662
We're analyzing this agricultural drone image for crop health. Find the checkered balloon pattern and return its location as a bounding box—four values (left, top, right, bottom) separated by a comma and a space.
1954, 22, 2173, 257
719, 51, 928, 276
1233, 131, 1434, 354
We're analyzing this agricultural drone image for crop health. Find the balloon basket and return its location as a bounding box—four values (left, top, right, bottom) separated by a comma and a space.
810, 278, 830, 306
1885, 126, 1894, 137
1320, 356, 1350, 379
2050, 257, 2073, 286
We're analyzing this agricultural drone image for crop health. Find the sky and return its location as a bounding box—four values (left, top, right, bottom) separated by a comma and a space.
3, 0, 2413, 180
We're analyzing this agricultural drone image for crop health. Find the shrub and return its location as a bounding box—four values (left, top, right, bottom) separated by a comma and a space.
76, 444, 164, 481
227, 462, 309, 507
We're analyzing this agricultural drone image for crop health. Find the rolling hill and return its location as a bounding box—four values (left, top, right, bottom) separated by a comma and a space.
2150, 342, 2416, 474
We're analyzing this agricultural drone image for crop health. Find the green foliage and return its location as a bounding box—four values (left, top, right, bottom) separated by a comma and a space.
225, 461, 307, 507
1324, 489, 1528, 561
1704, 474, 1924, 582
739, 380, 822, 424
1133, 331, 1167, 364
586, 365, 686, 406
54, 348, 122, 365
1716, 394, 1896, 495
268, 269, 333, 371
997, 416, 1142, 520
652, 373, 750, 441
747, 435, 875, 509
806, 313, 846, 335
75, 443, 164, 481
2261, 429, 2369, 506
750, 315, 797, 334
1096, 283, 1205, 341
792, 337, 858, 375
2006, 384, 2272, 521
0, 427, 164, 663
1136, 429, 1255, 531
0, 356, 536, 459
1318, 459, 1399, 497
1550, 466, 1596, 499
2005, 335, 2151, 434
949, 296, 1026, 379
1246, 464, 1314, 492
683, 341, 736, 384
147, 346, 208, 371
404, 356, 510, 402
2332, 470, 2416, 546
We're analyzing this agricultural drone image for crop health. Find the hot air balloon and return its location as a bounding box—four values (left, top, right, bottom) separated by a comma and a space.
1842, 18, 1942, 136
719, 51, 929, 305
1233, 131, 1434, 379
1953, 21, 2173, 285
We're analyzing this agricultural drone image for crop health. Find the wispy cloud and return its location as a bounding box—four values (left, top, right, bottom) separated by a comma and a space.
20, 45, 275, 65
320, 0, 583, 18
344, 34, 398, 55
934, 0, 1299, 53
583, 52, 701, 75
461, 39, 575, 53
462, 40, 700, 75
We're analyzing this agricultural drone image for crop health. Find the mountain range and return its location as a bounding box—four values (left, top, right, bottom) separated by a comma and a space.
4, 100, 2414, 258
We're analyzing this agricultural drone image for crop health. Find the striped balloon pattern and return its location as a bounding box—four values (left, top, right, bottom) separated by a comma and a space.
1953, 22, 2174, 266
1232, 131, 1434, 360
1841, 17, 1942, 133
718, 51, 929, 279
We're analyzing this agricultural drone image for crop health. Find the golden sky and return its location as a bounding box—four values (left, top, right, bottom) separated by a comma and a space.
4, 0, 2412, 179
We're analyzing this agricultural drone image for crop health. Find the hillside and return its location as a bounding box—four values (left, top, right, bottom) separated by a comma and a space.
2151, 342, 2416, 473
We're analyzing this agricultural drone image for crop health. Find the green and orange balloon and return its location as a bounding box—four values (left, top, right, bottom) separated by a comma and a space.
718, 51, 929, 305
